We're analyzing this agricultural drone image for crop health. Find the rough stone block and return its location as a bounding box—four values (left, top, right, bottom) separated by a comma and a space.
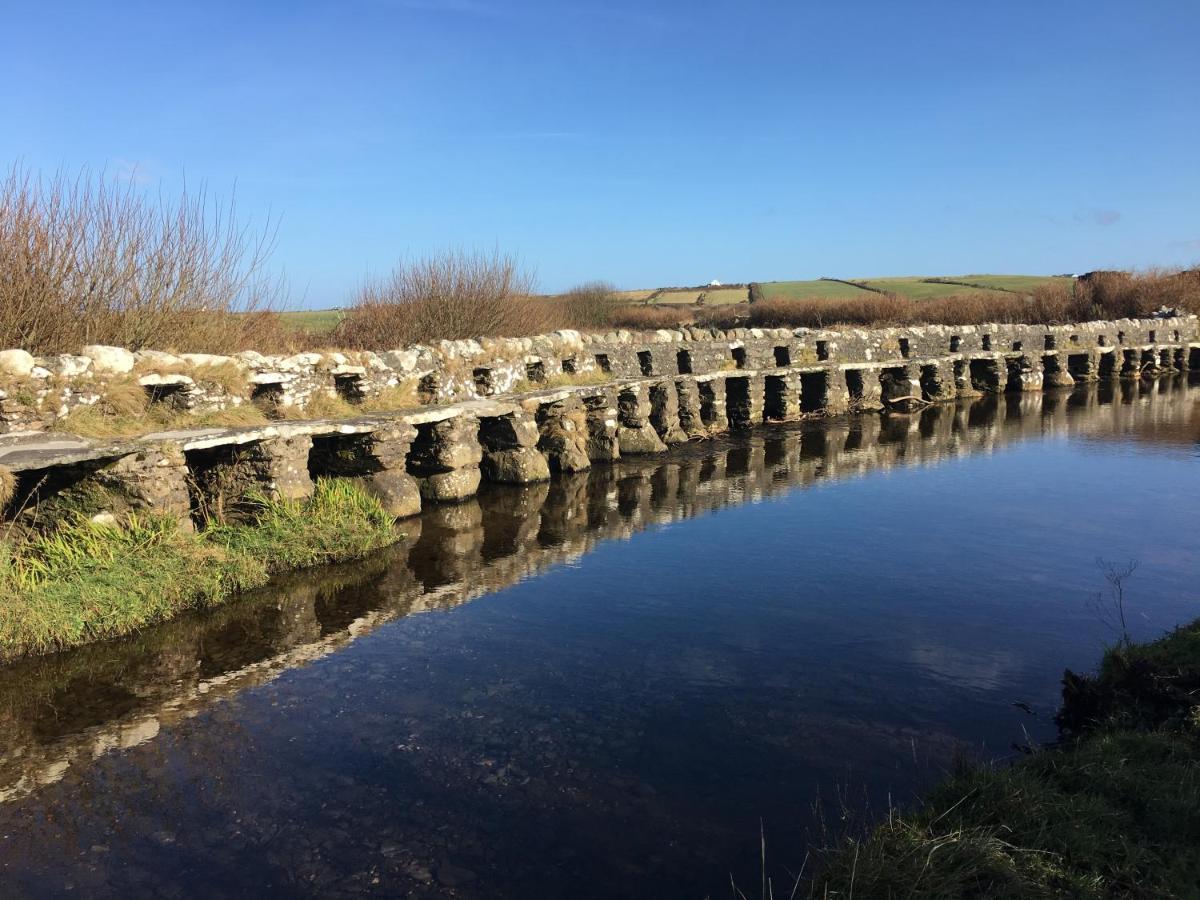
418, 466, 482, 502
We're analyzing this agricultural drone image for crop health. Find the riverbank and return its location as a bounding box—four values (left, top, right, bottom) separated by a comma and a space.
812, 621, 1200, 897
0, 478, 401, 660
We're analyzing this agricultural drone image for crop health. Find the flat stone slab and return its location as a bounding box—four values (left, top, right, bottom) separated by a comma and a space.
0, 433, 137, 472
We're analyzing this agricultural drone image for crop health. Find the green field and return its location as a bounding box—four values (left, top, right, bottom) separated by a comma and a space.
278, 309, 343, 333
759, 274, 1071, 302
701, 287, 750, 305
929, 274, 1075, 293
856, 277, 995, 299
758, 279, 875, 300
650, 289, 704, 304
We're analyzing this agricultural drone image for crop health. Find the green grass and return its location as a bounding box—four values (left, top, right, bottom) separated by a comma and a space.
700, 287, 750, 305
0, 478, 399, 659
759, 279, 876, 300
856, 277, 997, 299
652, 289, 706, 304
930, 274, 1076, 294
815, 729, 1200, 898
278, 309, 343, 333
812, 618, 1200, 898
759, 275, 1073, 303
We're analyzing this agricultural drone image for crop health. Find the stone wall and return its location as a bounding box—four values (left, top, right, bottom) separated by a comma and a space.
0, 315, 1196, 433
0, 315, 1197, 529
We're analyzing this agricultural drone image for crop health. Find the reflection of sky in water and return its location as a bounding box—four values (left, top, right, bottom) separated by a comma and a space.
0, 384, 1196, 898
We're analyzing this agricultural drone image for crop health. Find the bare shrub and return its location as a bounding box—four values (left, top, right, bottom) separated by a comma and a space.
1079, 268, 1200, 319
0, 164, 286, 354
695, 306, 745, 329
554, 281, 621, 330
907, 291, 1028, 326
335, 250, 540, 347
607, 305, 695, 330
745, 293, 910, 328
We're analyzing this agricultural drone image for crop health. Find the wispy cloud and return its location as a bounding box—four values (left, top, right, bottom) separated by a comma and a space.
1168, 237, 1200, 252
1074, 208, 1121, 226
110, 158, 163, 186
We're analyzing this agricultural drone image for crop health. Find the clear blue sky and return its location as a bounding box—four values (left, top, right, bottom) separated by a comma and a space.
2, 1, 1197, 306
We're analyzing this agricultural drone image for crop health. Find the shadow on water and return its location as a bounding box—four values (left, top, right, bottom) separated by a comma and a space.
0, 376, 1197, 897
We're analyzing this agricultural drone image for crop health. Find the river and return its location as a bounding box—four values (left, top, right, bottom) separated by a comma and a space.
0, 378, 1197, 898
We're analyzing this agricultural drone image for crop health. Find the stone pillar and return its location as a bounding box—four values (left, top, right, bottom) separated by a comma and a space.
479, 411, 551, 484
617, 385, 668, 454
919, 361, 958, 402
879, 365, 921, 409
764, 372, 802, 421
536, 396, 593, 472
725, 375, 763, 429
1119, 349, 1141, 378
407, 414, 483, 502
697, 377, 729, 435
675, 378, 707, 440
97, 444, 195, 531
259, 435, 316, 500
842, 367, 884, 410
184, 435, 314, 524
307, 424, 421, 518
1097, 348, 1120, 379
1042, 354, 1075, 388
358, 423, 422, 518
953, 360, 981, 398
582, 391, 620, 462
649, 381, 688, 445
968, 358, 1005, 393
823, 368, 851, 413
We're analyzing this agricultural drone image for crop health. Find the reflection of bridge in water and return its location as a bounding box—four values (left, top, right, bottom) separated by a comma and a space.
1, 376, 1196, 803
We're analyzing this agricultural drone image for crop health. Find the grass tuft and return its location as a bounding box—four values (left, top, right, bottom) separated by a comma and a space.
0, 478, 399, 659
0, 466, 13, 510
811, 616, 1200, 898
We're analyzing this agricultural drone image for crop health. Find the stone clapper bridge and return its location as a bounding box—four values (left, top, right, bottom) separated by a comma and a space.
0, 316, 1197, 526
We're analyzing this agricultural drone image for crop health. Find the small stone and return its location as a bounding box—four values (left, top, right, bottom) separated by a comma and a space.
81, 345, 136, 374
0, 349, 36, 378
135, 349, 184, 369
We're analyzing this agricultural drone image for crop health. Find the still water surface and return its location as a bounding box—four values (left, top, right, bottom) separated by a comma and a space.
1, 380, 1198, 898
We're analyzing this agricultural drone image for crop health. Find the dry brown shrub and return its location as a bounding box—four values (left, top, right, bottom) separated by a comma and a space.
694, 306, 744, 329
0, 164, 286, 354
334, 250, 543, 348
907, 291, 1028, 325
1079, 268, 1200, 319
553, 281, 621, 330
735, 293, 909, 328
607, 305, 694, 330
